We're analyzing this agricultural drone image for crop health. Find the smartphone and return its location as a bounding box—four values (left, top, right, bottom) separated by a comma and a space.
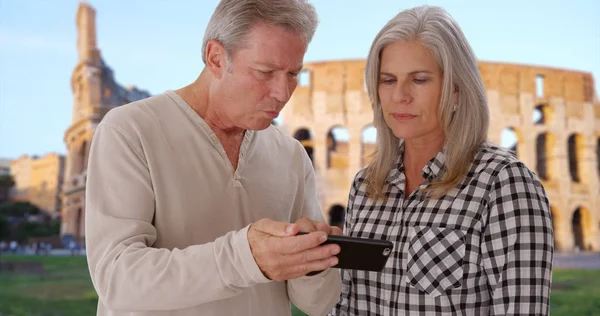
297, 232, 394, 272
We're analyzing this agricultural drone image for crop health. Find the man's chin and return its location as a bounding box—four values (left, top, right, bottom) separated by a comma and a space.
245, 120, 273, 131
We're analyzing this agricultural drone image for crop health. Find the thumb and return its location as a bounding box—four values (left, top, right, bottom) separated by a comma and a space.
253, 218, 297, 237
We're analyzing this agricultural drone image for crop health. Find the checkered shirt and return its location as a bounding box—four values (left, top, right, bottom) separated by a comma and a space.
329, 141, 554, 316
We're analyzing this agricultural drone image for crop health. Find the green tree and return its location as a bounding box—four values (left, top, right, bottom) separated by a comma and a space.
0, 174, 15, 188
0, 201, 42, 217
0, 214, 9, 240
0, 201, 58, 242
0, 174, 15, 204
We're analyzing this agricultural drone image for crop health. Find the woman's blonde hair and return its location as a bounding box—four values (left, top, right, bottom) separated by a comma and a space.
364, 5, 489, 199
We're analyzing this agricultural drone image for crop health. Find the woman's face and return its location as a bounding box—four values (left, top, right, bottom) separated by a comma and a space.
377, 40, 445, 143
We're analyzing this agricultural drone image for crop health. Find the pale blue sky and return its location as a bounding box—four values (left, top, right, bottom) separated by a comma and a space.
0, 0, 598, 159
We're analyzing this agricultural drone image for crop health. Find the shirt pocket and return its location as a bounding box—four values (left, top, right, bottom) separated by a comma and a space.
405, 226, 466, 298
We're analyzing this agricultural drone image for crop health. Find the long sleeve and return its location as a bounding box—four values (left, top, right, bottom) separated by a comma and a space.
287, 145, 342, 316
481, 162, 554, 316
85, 123, 271, 312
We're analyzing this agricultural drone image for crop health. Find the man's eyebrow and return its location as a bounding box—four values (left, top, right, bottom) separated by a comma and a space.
254, 61, 304, 73
292, 65, 304, 74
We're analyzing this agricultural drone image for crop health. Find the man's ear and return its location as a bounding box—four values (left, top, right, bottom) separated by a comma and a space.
205, 40, 227, 79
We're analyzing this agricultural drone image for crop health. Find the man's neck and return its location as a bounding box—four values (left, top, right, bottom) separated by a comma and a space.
175, 71, 245, 138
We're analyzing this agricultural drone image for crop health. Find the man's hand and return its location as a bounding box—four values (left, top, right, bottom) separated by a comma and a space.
248, 218, 341, 281
293, 217, 343, 276
294, 217, 343, 236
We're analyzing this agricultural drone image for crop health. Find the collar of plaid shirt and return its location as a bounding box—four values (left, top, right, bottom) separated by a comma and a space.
388, 141, 447, 188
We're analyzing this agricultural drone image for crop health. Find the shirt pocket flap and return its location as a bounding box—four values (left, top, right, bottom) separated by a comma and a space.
405, 226, 466, 297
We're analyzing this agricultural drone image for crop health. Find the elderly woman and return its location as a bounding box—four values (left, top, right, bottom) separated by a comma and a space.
330, 5, 553, 316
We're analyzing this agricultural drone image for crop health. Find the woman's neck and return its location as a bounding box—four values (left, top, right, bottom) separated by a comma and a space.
403, 131, 445, 176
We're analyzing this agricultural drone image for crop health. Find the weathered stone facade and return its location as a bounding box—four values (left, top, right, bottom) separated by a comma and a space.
280, 60, 600, 252
9, 153, 65, 214
60, 3, 150, 244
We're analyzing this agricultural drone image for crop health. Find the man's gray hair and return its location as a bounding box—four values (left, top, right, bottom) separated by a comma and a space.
201, 0, 319, 64
363, 5, 490, 199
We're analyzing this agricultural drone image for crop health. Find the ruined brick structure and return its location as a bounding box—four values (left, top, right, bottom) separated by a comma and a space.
280, 60, 600, 252
60, 3, 150, 245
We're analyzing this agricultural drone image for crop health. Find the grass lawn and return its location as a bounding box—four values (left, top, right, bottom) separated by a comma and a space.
1, 255, 599, 316
549, 268, 600, 315
0, 255, 97, 316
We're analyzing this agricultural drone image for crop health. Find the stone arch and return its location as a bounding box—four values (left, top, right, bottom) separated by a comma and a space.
328, 204, 345, 229
326, 126, 349, 169
80, 139, 89, 172
567, 133, 585, 183
571, 207, 593, 251
361, 124, 377, 166
298, 69, 311, 88
293, 128, 314, 166
533, 104, 553, 125
536, 132, 556, 181
74, 207, 83, 244
501, 127, 520, 157
70, 139, 89, 175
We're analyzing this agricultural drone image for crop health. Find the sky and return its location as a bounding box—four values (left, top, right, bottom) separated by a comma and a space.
0, 0, 599, 159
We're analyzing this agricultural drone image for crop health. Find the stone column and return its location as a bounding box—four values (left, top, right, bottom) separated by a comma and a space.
519, 93, 536, 168
348, 131, 362, 177
551, 206, 568, 251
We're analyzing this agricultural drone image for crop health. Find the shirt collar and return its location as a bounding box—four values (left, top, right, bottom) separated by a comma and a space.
422, 147, 447, 181
387, 140, 447, 185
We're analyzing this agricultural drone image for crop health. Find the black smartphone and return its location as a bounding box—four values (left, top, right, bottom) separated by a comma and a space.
297, 232, 394, 272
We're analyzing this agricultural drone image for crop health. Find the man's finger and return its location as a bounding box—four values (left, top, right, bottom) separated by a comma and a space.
251, 218, 296, 237
295, 218, 317, 233
279, 243, 340, 266
288, 256, 339, 278
314, 222, 332, 234
330, 226, 343, 236
276, 231, 327, 254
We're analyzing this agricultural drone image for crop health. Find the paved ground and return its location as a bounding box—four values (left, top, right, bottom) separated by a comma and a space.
553, 252, 600, 269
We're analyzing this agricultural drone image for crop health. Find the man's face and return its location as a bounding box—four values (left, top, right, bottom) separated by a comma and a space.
216, 22, 307, 131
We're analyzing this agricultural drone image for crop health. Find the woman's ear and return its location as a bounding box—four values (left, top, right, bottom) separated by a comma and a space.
453, 85, 459, 105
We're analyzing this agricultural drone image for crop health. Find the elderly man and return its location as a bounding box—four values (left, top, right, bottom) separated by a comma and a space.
85, 1, 342, 315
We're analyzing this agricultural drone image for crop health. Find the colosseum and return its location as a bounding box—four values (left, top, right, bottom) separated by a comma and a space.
277, 60, 600, 252
62, 3, 599, 253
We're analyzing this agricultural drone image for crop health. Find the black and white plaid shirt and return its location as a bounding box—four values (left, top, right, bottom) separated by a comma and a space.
329, 141, 554, 316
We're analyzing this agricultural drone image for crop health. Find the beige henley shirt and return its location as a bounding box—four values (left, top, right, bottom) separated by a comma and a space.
85, 90, 341, 316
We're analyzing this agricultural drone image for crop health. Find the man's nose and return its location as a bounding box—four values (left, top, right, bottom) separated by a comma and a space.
271, 76, 291, 103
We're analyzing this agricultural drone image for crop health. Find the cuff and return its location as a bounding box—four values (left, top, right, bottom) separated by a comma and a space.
233, 224, 271, 284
